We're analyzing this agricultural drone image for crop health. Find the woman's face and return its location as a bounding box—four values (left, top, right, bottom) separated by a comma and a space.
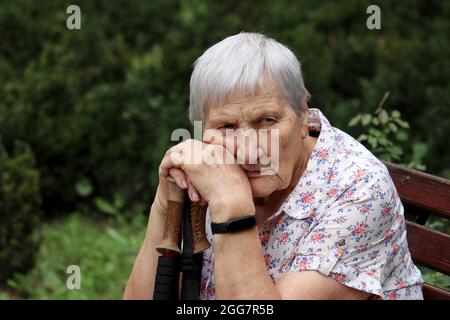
203, 84, 310, 198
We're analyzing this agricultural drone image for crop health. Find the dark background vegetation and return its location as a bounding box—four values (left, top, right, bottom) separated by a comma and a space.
0, 0, 448, 298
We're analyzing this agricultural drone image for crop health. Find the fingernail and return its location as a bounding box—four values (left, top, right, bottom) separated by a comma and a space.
188, 189, 194, 201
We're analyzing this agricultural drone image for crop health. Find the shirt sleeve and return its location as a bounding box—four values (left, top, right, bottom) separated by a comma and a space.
288, 168, 407, 298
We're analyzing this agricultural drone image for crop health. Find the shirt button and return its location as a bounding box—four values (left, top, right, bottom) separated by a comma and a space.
338, 239, 346, 246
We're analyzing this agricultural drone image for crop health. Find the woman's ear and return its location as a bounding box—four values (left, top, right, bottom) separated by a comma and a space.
300, 99, 309, 140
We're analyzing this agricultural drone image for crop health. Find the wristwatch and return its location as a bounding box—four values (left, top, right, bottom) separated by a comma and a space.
211, 215, 257, 234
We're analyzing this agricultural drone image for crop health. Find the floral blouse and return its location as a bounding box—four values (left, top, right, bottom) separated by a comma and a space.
200, 108, 423, 300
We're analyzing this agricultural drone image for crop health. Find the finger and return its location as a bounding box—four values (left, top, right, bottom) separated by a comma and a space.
169, 168, 188, 189
159, 148, 183, 178
187, 180, 200, 202
160, 139, 201, 177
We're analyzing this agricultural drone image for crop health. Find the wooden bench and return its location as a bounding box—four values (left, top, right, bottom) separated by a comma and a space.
385, 162, 450, 300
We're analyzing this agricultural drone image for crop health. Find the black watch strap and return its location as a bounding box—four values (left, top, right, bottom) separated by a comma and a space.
211, 215, 257, 235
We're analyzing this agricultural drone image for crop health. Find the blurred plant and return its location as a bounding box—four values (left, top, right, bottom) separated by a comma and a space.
0, 138, 42, 283
348, 91, 427, 171
4, 212, 146, 299
419, 266, 450, 291
425, 215, 450, 235
75, 178, 93, 198
94, 195, 124, 217
75, 178, 134, 222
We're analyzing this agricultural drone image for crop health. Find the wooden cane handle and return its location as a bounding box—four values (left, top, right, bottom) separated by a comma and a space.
190, 204, 211, 254
156, 178, 184, 255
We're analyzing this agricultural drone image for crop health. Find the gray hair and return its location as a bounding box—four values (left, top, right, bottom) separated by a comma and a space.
188, 32, 310, 122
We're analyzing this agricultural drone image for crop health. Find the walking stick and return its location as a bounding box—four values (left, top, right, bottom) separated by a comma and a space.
153, 177, 210, 300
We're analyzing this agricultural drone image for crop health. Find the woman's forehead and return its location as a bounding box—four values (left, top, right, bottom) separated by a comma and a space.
205, 90, 285, 120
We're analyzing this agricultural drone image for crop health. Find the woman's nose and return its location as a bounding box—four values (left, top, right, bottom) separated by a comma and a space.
235, 128, 260, 165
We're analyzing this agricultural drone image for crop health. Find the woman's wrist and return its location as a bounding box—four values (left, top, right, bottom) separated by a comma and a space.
146, 200, 167, 244
209, 196, 255, 224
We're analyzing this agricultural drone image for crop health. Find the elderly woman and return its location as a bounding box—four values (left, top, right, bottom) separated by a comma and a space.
124, 32, 423, 300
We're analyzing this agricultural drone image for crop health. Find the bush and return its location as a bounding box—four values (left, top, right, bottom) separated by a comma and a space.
0, 0, 189, 217
1, 0, 448, 220
0, 139, 42, 283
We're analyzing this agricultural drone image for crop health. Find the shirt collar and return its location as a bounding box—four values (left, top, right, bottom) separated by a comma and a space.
273, 108, 338, 220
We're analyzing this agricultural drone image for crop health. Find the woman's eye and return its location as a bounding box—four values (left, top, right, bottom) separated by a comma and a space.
219, 124, 235, 130
260, 118, 275, 124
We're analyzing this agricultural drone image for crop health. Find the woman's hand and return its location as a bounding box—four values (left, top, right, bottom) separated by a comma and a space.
157, 139, 255, 222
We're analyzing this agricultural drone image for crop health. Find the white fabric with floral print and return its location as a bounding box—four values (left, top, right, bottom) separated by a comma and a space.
200, 108, 423, 300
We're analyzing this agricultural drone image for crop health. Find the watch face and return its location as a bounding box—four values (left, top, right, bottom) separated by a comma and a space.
227, 215, 256, 232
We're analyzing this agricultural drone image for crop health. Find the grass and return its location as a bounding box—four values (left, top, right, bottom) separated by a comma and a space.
2, 213, 147, 299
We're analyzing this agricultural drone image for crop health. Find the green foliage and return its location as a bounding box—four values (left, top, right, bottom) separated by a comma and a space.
1, 0, 448, 220
4, 213, 146, 299
0, 139, 42, 283
0, 0, 188, 217
425, 215, 450, 235
94, 194, 126, 217
347, 91, 427, 170
419, 266, 450, 291
1, 0, 449, 292
75, 178, 93, 198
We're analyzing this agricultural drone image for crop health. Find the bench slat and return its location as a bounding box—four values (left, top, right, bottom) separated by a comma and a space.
423, 283, 450, 300
385, 162, 450, 219
406, 221, 450, 276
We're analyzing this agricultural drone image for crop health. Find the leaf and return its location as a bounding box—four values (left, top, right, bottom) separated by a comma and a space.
395, 119, 410, 129
368, 128, 382, 137
391, 110, 401, 119
388, 146, 403, 159
95, 197, 118, 216
113, 193, 125, 209
348, 114, 362, 127
427, 219, 445, 230
396, 130, 409, 142
357, 134, 368, 141
372, 117, 380, 126
106, 227, 126, 244
388, 123, 398, 132
75, 178, 93, 197
415, 164, 426, 171
368, 136, 378, 149
380, 153, 392, 162
378, 137, 390, 146
361, 114, 372, 126
411, 142, 428, 162
378, 110, 389, 124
